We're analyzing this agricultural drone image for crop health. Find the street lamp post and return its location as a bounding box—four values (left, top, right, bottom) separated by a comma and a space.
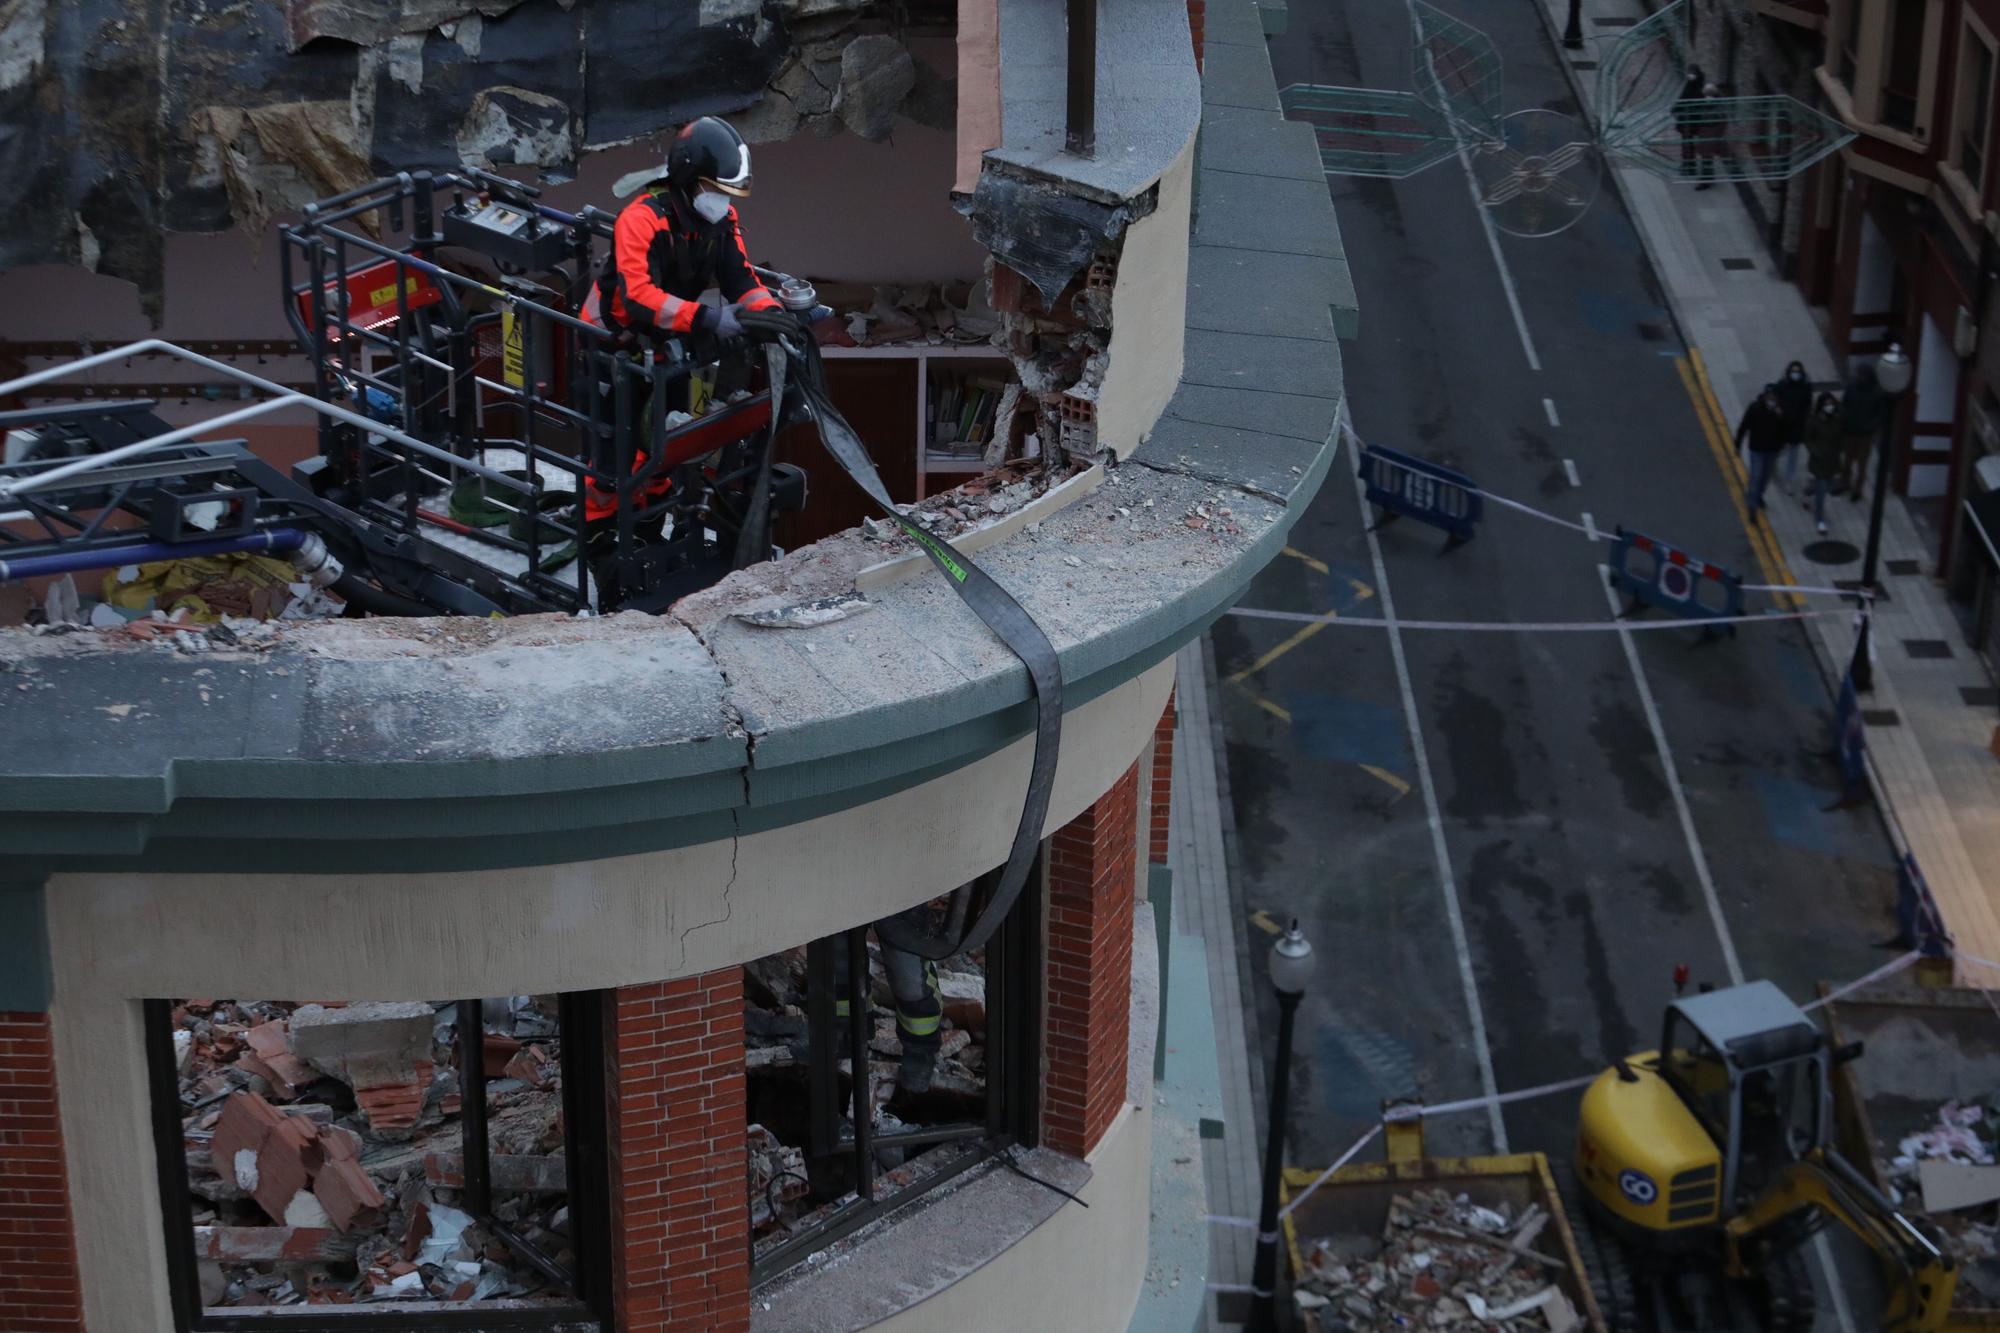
1247, 921, 1315, 1333
1563, 0, 1584, 49
1852, 342, 1913, 692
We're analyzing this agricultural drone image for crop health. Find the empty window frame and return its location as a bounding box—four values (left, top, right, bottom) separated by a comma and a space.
744, 863, 1041, 1283
1960, 23, 1997, 189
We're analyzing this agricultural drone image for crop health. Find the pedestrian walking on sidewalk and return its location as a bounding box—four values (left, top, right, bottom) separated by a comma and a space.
1675, 69, 1709, 184
1805, 391, 1843, 534
1772, 359, 1812, 498
1735, 384, 1788, 518
1838, 361, 1890, 500
1679, 79, 1725, 188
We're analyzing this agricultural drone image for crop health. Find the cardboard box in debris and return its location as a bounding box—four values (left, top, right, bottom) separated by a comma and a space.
1295, 1190, 1582, 1333
175, 997, 564, 1308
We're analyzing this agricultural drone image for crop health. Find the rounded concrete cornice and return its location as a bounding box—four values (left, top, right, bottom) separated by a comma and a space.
0, 450, 1325, 875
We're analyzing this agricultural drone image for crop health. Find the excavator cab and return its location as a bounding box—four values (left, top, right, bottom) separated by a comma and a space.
1574, 980, 1956, 1331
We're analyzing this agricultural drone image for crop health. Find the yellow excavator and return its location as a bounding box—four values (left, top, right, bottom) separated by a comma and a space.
1570, 979, 1957, 1331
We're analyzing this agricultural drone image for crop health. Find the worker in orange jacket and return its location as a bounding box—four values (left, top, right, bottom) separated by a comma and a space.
580, 116, 797, 600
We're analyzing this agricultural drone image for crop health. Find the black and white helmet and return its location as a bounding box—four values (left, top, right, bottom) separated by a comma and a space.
668, 116, 752, 199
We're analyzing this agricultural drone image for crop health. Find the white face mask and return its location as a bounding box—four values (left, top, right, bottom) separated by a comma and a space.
693, 190, 732, 224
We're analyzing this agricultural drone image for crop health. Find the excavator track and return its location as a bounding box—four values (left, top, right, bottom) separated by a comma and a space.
1754, 1247, 1817, 1333
1554, 1160, 1643, 1332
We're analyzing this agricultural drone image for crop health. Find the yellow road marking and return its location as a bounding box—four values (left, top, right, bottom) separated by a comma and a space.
1674, 353, 1803, 610
1227, 617, 1333, 683
1282, 545, 1331, 575
1348, 578, 1377, 602
1251, 694, 1293, 724
1359, 763, 1412, 799
1250, 909, 1283, 935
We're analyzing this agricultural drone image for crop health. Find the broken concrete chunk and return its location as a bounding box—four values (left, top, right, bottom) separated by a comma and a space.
289, 1002, 432, 1082
836, 34, 916, 141
281, 0, 529, 51
455, 86, 576, 173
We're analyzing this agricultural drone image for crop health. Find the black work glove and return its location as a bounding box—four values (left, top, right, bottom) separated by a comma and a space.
736, 306, 801, 343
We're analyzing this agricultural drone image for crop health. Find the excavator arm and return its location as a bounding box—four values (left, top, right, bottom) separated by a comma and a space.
1723, 1149, 1956, 1332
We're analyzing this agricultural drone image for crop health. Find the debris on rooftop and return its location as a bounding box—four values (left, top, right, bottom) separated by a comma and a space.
175, 996, 573, 1308
1293, 1189, 1580, 1331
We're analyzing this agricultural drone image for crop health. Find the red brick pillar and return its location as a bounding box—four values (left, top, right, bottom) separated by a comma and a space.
1188, 0, 1205, 70
1043, 762, 1140, 1158
606, 972, 749, 1333
1149, 690, 1176, 867
0, 1012, 84, 1332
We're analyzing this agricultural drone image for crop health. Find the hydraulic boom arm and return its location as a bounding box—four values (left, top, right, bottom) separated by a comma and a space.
1723, 1149, 1956, 1332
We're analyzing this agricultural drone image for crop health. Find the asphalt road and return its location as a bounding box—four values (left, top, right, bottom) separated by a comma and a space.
1217, 0, 1903, 1324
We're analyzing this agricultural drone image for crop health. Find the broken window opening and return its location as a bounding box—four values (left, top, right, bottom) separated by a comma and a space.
144, 993, 610, 1331
744, 857, 1042, 1283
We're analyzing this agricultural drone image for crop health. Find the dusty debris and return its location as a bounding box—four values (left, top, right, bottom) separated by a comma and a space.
174, 996, 573, 1308
742, 936, 992, 1254
1294, 1189, 1574, 1331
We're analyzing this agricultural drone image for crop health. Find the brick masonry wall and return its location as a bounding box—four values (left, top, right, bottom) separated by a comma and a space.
1044, 761, 1141, 1158
1149, 690, 1176, 866
606, 973, 750, 1333
0, 1012, 84, 1333
1188, 0, 1205, 70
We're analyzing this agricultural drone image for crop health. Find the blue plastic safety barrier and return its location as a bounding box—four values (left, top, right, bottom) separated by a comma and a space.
1831, 660, 1868, 806
1358, 444, 1482, 547
1893, 854, 1951, 958
1608, 528, 1744, 630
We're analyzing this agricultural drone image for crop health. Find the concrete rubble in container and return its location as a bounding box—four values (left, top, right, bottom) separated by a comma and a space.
1294, 1189, 1580, 1332
174, 996, 569, 1308
741, 939, 989, 1251
1881, 1098, 2000, 1303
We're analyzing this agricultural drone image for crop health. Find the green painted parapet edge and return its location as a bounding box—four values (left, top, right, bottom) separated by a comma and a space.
0, 879, 51, 1012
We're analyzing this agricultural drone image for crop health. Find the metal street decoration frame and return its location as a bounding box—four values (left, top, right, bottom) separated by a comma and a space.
1277, 0, 1854, 236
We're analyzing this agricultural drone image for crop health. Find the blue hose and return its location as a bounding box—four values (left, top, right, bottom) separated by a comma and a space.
0, 529, 309, 584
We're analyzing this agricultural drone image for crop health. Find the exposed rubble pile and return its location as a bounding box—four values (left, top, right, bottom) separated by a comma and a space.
5, 557, 345, 639
1882, 1099, 2000, 1302
173, 997, 571, 1308
741, 943, 988, 1252
858, 458, 1084, 549
807, 279, 1002, 352
1293, 1190, 1581, 1332
992, 255, 1115, 473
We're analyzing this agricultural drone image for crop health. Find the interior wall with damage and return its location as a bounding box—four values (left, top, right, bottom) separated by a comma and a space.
0, 0, 961, 324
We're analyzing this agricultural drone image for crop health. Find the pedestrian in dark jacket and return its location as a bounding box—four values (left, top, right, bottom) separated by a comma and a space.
1771, 359, 1812, 499
1735, 384, 1788, 517
1838, 362, 1889, 499
1675, 68, 1711, 185
1804, 391, 1843, 534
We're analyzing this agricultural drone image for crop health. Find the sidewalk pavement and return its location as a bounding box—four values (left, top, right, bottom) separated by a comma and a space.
1173, 638, 1262, 1329
1531, 0, 2000, 976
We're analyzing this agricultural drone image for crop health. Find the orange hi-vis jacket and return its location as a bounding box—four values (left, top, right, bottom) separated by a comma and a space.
581, 185, 781, 521
586, 185, 780, 336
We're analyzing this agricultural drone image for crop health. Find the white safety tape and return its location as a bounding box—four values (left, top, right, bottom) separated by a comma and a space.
1380, 1072, 1602, 1123
1227, 605, 1846, 633
1471, 486, 1602, 539
1957, 952, 2000, 973
1274, 1124, 1384, 1222
1800, 950, 1922, 1011
1341, 419, 1873, 610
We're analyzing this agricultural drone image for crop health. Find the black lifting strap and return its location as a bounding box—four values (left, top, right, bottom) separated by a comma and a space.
778, 332, 1063, 960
